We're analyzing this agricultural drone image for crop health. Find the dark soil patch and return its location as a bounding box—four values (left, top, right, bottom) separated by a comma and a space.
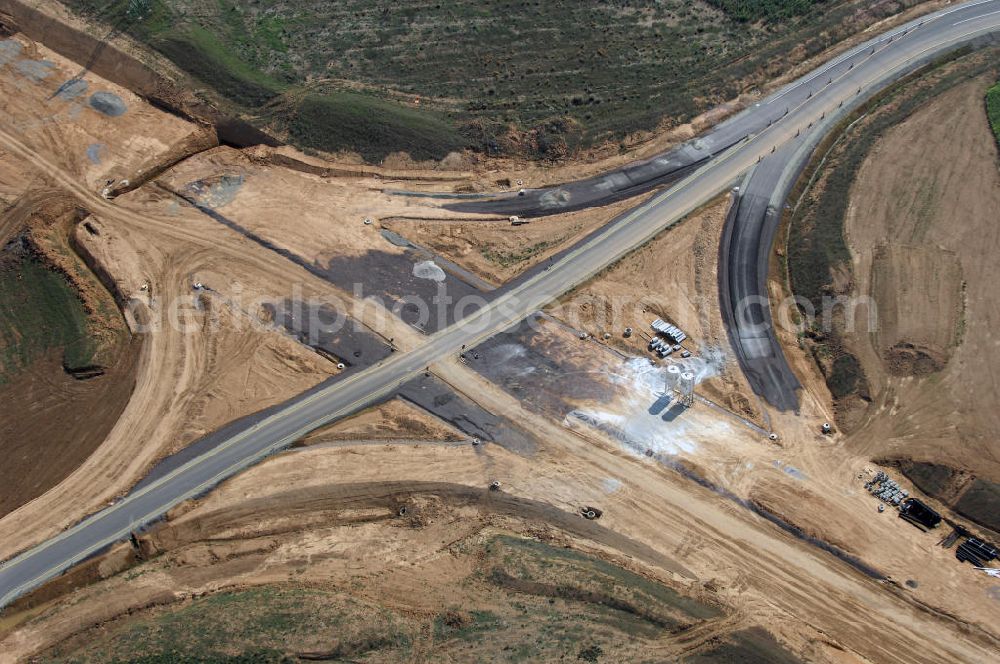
878, 459, 998, 534
884, 459, 972, 501
468, 314, 616, 418
320, 249, 486, 334
0, 342, 141, 518
954, 479, 1000, 533
87, 91, 127, 116
883, 342, 947, 377
686, 626, 802, 663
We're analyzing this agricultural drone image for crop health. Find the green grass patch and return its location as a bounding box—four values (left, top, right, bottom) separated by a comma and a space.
43, 536, 725, 662
484, 535, 720, 623
987, 81, 1000, 146
152, 25, 283, 108
45, 586, 413, 663
707, 0, 822, 23
480, 241, 555, 268
0, 253, 96, 381
289, 91, 465, 162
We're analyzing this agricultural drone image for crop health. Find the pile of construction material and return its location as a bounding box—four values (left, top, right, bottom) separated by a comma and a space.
648, 337, 680, 358
651, 318, 686, 343
865, 471, 908, 507
956, 537, 998, 566
899, 497, 942, 530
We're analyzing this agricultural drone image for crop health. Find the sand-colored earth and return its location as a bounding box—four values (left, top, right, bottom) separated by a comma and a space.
5, 103, 999, 662
1, 4, 999, 662
0, 32, 213, 192
300, 397, 464, 444
442, 321, 1000, 616
6, 377, 1000, 662
383, 194, 651, 286
155, 145, 494, 269
0, 33, 351, 560
0, 15, 493, 562
842, 76, 1000, 480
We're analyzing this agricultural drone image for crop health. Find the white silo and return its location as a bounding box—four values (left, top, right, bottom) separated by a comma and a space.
676, 371, 696, 407
664, 364, 682, 393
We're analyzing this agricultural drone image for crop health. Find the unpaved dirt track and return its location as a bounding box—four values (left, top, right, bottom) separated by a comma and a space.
6, 430, 997, 663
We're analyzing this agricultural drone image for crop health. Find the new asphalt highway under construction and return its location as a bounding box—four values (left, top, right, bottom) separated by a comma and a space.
2, 0, 1000, 609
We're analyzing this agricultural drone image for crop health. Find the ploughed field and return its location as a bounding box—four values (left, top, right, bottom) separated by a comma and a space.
63, 0, 923, 161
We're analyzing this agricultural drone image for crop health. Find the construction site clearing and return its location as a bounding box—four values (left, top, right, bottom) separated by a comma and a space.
0, 4, 999, 663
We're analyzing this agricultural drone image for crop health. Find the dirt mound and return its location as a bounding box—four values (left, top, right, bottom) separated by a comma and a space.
883, 342, 948, 376
870, 243, 962, 376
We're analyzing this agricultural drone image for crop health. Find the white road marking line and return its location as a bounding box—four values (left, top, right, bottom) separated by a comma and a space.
955, 8, 1000, 24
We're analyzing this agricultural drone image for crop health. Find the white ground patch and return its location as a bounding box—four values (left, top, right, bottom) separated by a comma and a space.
602, 477, 623, 494
488, 343, 537, 377
412, 260, 446, 282
564, 348, 735, 458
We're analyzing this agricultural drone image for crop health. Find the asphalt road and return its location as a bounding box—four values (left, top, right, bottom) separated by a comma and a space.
2, 0, 999, 609
719, 165, 804, 412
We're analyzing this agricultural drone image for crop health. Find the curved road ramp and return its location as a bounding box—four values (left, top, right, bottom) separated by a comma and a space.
718, 178, 802, 412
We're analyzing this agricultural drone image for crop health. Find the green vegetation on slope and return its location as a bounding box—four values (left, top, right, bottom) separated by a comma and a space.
289, 91, 465, 161
0, 250, 96, 381
63, 0, 919, 161
707, 0, 822, 23
149, 24, 463, 161
43, 534, 766, 663
154, 25, 281, 108
987, 80, 1000, 145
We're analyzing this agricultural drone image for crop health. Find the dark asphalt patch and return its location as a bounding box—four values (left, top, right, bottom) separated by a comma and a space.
265, 300, 393, 368
467, 314, 615, 419
398, 374, 535, 455
321, 249, 488, 333
88, 91, 127, 117
53, 78, 88, 101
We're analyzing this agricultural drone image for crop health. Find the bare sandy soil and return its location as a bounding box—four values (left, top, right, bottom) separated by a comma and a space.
0, 33, 213, 192
155, 145, 493, 269
0, 38, 506, 561
383, 194, 649, 285
0, 33, 346, 561
0, 14, 499, 563
842, 76, 1000, 481
300, 397, 464, 444
554, 197, 764, 425
6, 381, 1000, 662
